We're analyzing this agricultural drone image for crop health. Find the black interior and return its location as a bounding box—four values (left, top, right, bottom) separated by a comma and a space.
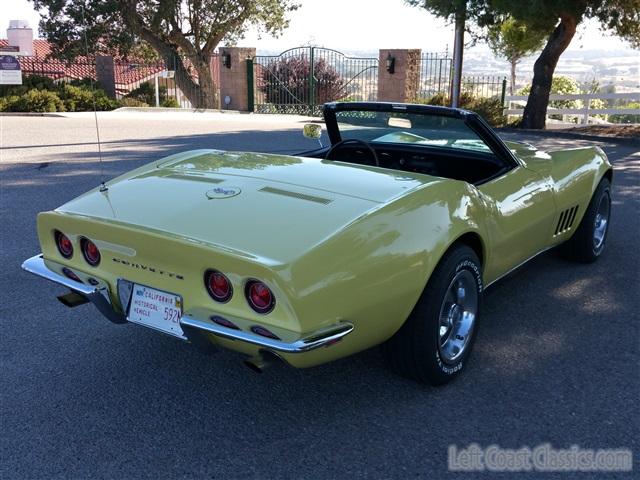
305, 142, 510, 185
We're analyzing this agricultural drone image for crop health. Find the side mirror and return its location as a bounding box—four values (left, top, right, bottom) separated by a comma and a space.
302, 123, 323, 148
303, 123, 322, 140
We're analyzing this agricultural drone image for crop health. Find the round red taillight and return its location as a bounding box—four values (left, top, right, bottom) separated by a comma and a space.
80, 238, 101, 266
204, 270, 233, 303
54, 230, 73, 259
246, 280, 275, 314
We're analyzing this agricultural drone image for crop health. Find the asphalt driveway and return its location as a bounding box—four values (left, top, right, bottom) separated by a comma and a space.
1, 112, 638, 479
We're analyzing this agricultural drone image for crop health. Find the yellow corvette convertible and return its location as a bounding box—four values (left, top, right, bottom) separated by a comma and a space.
22, 102, 612, 385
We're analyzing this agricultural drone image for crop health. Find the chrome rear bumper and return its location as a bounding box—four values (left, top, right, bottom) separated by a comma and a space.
21, 254, 353, 354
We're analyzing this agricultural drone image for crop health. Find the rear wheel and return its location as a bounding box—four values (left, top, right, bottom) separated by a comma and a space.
561, 177, 611, 263
383, 245, 482, 385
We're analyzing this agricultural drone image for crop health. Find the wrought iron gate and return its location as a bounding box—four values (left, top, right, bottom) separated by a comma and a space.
251, 47, 378, 115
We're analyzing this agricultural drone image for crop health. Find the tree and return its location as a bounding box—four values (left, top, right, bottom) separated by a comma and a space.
487, 17, 549, 94
406, 0, 640, 129
31, 0, 299, 108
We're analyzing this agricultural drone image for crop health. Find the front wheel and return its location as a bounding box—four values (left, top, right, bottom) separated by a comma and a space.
383, 245, 482, 385
561, 177, 611, 263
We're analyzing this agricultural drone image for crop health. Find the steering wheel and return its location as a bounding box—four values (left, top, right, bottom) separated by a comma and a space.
324, 139, 380, 167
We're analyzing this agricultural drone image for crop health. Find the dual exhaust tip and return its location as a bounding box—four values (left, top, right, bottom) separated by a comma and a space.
243, 351, 284, 373
58, 290, 281, 374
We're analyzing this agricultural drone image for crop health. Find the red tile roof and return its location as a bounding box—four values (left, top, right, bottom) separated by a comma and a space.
0, 39, 165, 87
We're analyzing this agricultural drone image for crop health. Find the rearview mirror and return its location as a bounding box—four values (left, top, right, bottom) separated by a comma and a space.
303, 123, 322, 140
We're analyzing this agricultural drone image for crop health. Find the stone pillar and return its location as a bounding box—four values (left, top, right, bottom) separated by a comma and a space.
219, 47, 256, 111
95, 55, 116, 98
377, 49, 421, 103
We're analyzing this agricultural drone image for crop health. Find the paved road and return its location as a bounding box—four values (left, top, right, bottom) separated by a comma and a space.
1, 112, 638, 479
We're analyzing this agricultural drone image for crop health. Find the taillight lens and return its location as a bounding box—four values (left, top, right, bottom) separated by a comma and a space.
54, 230, 73, 258
62, 267, 82, 283
250, 325, 280, 340
204, 270, 233, 302
211, 315, 240, 330
246, 280, 275, 314
80, 238, 101, 266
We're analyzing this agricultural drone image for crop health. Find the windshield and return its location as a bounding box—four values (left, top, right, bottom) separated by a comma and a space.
334, 110, 491, 154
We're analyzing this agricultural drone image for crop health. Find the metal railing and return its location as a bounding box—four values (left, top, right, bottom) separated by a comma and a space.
417, 51, 452, 99
252, 47, 378, 115
462, 75, 507, 101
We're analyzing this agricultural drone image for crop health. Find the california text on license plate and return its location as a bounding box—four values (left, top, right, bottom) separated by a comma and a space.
128, 284, 184, 337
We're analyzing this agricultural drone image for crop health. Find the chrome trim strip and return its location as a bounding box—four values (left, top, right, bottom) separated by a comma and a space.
21, 254, 127, 324
180, 315, 354, 353
22, 253, 354, 353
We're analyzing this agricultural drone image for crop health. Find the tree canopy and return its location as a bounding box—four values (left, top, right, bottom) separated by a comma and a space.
487, 17, 549, 94
31, 0, 300, 108
407, 0, 640, 128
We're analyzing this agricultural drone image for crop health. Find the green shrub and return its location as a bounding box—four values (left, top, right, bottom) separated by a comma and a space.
414, 92, 506, 127
161, 96, 180, 108
124, 81, 167, 105
8, 89, 65, 112
469, 97, 506, 127
120, 97, 150, 107
58, 84, 94, 111
0, 95, 20, 111
609, 102, 640, 124
0, 75, 56, 97
58, 84, 120, 111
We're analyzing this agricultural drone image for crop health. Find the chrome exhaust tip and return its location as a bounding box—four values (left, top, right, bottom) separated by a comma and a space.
244, 355, 271, 373
57, 291, 90, 308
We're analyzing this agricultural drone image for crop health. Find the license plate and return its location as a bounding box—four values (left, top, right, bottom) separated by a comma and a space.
127, 284, 184, 337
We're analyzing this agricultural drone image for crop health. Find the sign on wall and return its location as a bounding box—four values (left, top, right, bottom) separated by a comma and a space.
0, 55, 22, 85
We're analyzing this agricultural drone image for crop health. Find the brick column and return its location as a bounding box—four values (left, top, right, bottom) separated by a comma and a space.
95, 55, 116, 98
377, 49, 421, 103
219, 47, 256, 111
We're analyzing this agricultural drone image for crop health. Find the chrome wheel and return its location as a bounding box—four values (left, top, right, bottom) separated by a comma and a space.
593, 192, 610, 251
438, 270, 478, 364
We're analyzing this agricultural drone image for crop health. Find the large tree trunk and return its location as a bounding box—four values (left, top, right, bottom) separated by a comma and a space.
521, 16, 577, 129
168, 55, 219, 109
510, 58, 517, 95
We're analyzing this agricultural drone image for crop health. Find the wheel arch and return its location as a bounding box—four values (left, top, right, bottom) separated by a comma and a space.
447, 231, 485, 268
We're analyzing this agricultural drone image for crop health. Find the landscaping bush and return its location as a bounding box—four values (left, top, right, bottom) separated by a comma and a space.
124, 82, 168, 105
7, 89, 65, 112
260, 56, 347, 106
609, 102, 640, 124
414, 92, 506, 127
161, 96, 180, 108
119, 97, 150, 107
58, 84, 120, 111
0, 74, 119, 112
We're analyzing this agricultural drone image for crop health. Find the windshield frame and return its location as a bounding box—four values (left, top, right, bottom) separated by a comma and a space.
322, 102, 520, 170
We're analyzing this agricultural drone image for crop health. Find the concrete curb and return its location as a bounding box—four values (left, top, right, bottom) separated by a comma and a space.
113, 107, 247, 114
498, 127, 640, 146
0, 112, 66, 118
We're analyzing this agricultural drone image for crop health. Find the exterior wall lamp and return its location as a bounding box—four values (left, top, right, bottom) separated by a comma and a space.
386, 54, 395, 74
222, 52, 231, 69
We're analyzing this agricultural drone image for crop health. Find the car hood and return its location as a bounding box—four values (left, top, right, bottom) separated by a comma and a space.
58, 150, 435, 263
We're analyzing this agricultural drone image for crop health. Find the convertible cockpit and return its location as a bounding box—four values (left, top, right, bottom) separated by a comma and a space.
303, 102, 518, 185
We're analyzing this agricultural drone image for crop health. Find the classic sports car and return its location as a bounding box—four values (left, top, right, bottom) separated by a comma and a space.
22, 102, 612, 385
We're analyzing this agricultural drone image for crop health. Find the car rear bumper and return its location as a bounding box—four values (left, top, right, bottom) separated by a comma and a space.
21, 254, 354, 355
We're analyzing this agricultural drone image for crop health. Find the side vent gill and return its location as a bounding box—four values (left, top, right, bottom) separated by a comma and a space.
555, 205, 579, 236
259, 186, 333, 205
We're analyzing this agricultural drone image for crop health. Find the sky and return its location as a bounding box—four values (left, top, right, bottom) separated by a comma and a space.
1, 0, 636, 54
